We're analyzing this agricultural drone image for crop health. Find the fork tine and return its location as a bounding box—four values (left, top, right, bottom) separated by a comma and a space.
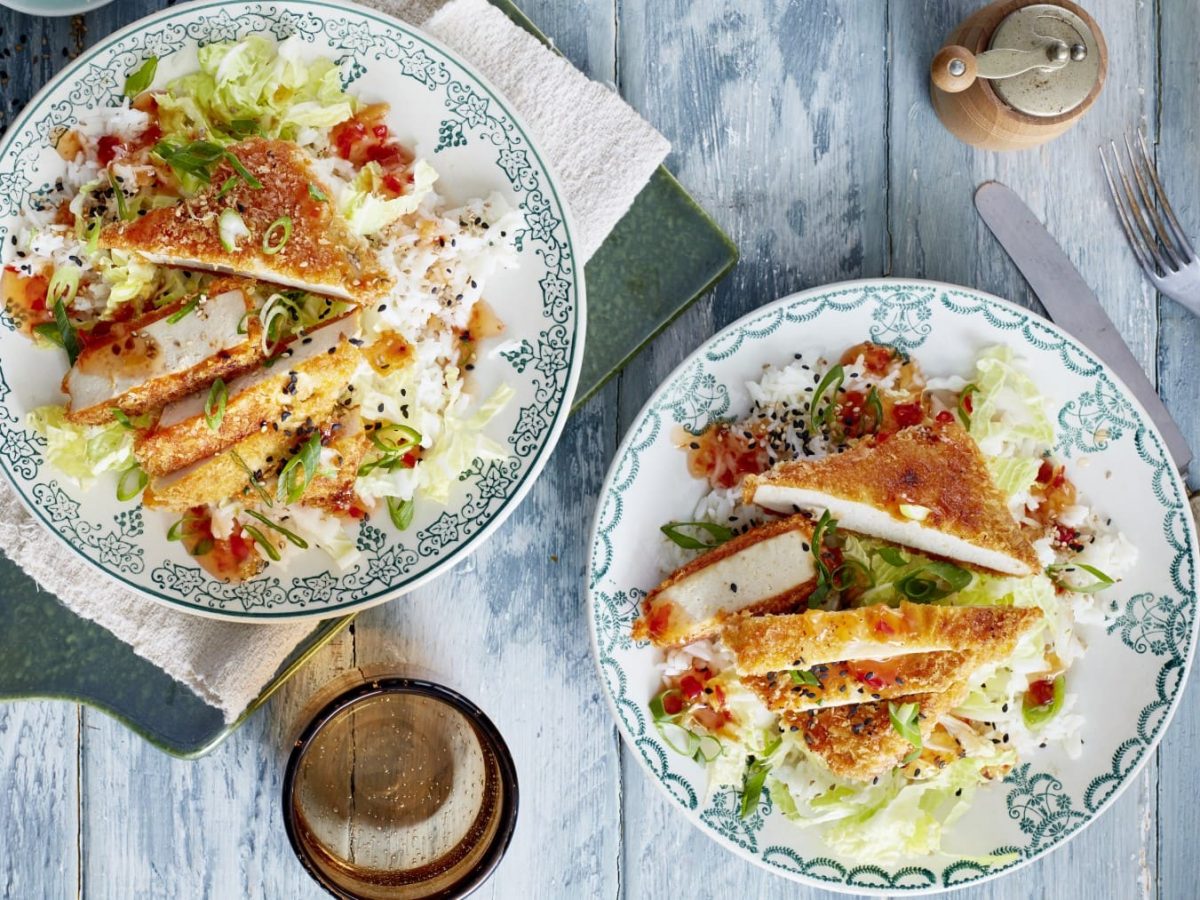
1100, 145, 1159, 276
1135, 129, 1198, 260
1123, 133, 1183, 270
1109, 139, 1171, 275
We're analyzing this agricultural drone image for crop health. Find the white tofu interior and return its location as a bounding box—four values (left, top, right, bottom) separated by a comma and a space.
750, 484, 1032, 576
660, 528, 816, 624
66, 289, 248, 410
157, 313, 360, 428
137, 251, 354, 301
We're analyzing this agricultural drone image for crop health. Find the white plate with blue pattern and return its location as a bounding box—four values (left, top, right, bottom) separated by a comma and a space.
0, 1, 583, 620
587, 279, 1197, 893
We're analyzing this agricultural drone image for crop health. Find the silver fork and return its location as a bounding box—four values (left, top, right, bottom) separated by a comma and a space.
1099, 131, 1200, 318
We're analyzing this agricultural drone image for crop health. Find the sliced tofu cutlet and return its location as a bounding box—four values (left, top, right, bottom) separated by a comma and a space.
134, 313, 360, 477
722, 601, 1043, 675
631, 514, 818, 647
744, 650, 979, 713
63, 285, 263, 425
101, 138, 391, 302
782, 683, 969, 782
143, 408, 360, 511
743, 420, 1040, 576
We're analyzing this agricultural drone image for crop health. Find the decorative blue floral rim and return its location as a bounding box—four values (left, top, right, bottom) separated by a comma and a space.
586, 279, 1198, 894
0, 1, 584, 619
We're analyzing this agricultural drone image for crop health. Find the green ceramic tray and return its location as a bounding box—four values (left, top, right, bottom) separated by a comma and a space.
0, 0, 737, 757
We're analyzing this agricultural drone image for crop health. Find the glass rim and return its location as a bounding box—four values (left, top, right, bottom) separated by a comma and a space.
282, 676, 519, 900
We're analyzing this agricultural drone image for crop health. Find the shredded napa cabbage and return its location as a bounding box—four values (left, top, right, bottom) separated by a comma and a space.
98, 249, 157, 311
417, 382, 514, 504
968, 346, 1054, 458
340, 159, 438, 236
28, 405, 135, 489
159, 35, 355, 144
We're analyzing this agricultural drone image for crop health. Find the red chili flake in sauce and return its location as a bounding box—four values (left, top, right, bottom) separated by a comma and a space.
893, 402, 923, 427
97, 135, 122, 166
1027, 677, 1056, 707
874, 619, 895, 635
861, 344, 895, 375
858, 671, 885, 690
935, 410, 954, 424
661, 691, 685, 716
679, 675, 704, 699
1037, 459, 1056, 484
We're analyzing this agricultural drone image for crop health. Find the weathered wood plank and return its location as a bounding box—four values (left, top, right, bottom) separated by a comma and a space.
1149, 3, 1200, 899
0, 703, 79, 900
888, 1, 1158, 897
80, 631, 352, 899
614, 2, 888, 897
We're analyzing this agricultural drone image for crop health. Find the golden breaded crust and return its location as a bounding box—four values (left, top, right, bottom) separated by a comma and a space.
783, 683, 968, 782
631, 514, 816, 646
101, 138, 391, 302
302, 423, 371, 514
65, 287, 264, 426
743, 421, 1040, 573
743, 650, 978, 713
722, 601, 1043, 675
143, 408, 355, 511
135, 339, 359, 477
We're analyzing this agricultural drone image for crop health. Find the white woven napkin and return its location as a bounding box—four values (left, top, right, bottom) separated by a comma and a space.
0, 0, 668, 722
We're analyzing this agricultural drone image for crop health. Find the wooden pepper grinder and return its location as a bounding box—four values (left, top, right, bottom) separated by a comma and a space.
930, 1, 1106, 151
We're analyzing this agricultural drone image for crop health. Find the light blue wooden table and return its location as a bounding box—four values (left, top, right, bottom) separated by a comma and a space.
0, 0, 1197, 897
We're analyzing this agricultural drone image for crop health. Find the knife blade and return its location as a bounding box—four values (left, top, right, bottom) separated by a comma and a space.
974, 181, 1193, 474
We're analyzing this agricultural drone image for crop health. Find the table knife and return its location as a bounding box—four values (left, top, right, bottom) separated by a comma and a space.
974, 181, 1194, 479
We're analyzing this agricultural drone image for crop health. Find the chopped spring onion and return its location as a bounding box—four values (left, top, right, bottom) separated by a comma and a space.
191, 537, 214, 557
896, 561, 973, 603
166, 518, 187, 541
360, 424, 423, 476
107, 171, 133, 221
810, 364, 845, 432
876, 546, 908, 567
258, 291, 302, 352
789, 669, 820, 687
660, 521, 734, 550
47, 265, 81, 307
50, 294, 82, 366
218, 208, 250, 252
203, 378, 227, 431
1022, 675, 1066, 727
864, 385, 884, 432
116, 463, 148, 502
154, 141, 262, 189
228, 449, 273, 506
807, 510, 838, 608
33, 323, 64, 349
739, 734, 781, 818
229, 119, 260, 137
308, 182, 328, 202
957, 383, 979, 428
166, 295, 201, 324
831, 557, 873, 591
236, 310, 251, 335
111, 408, 150, 430
243, 510, 308, 549
216, 175, 239, 199
242, 524, 281, 561
222, 150, 263, 190
888, 700, 923, 763
262, 216, 293, 254
1047, 562, 1115, 594
123, 56, 158, 98
649, 689, 724, 764
277, 432, 322, 504
387, 495, 415, 531
898, 503, 930, 521
83, 215, 102, 255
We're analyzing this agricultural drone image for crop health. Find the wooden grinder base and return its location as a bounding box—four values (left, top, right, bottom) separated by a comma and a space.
930, 0, 1107, 151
